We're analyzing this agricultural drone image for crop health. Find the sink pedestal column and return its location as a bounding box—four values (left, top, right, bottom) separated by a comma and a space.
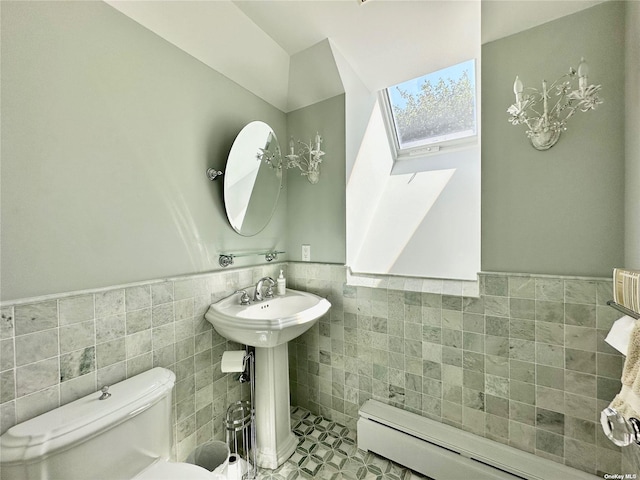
254, 344, 297, 469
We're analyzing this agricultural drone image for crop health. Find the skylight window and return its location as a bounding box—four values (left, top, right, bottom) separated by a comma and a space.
383, 59, 477, 156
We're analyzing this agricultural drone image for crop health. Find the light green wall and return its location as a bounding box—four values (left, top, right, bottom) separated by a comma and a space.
286, 95, 346, 263
0, 1, 287, 301
2, 0, 631, 303
481, 2, 625, 277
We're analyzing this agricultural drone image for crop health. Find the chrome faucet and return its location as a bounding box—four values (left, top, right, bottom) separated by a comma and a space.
254, 277, 275, 302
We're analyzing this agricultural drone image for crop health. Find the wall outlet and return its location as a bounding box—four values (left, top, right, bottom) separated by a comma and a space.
301, 244, 311, 262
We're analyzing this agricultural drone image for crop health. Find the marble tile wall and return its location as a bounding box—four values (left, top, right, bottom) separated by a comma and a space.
286, 264, 634, 476
1, 262, 637, 475
0, 264, 284, 460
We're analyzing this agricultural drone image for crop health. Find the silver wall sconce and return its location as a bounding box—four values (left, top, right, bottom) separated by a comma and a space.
507, 58, 603, 150
259, 133, 325, 184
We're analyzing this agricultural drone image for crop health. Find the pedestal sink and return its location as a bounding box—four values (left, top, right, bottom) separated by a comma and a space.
205, 288, 331, 469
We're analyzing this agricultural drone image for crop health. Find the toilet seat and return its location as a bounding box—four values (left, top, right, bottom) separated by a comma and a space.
135, 459, 213, 479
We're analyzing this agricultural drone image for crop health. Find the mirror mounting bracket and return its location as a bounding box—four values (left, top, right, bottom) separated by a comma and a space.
206, 168, 224, 181
219, 255, 234, 267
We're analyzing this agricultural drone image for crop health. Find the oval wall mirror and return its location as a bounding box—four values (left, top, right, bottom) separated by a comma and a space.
224, 121, 282, 236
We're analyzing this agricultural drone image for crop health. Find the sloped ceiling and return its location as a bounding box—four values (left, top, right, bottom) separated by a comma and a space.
234, 0, 480, 94
105, 0, 608, 112
106, 0, 291, 110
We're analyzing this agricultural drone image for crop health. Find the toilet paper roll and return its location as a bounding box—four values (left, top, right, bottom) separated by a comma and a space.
226, 455, 249, 480
221, 350, 246, 373
605, 315, 636, 356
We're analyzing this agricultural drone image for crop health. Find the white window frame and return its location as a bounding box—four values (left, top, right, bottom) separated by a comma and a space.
380, 59, 479, 162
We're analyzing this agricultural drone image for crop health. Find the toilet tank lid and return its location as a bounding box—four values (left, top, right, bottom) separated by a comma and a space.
0, 367, 176, 463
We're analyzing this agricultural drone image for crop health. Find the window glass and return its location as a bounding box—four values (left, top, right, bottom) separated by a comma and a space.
386, 59, 476, 152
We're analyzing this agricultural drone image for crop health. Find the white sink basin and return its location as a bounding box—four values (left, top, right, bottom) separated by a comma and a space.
205, 288, 331, 347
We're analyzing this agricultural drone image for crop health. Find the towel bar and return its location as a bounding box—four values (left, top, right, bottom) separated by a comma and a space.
607, 300, 640, 320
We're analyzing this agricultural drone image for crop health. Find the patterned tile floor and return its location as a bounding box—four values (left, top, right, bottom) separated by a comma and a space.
255, 407, 433, 480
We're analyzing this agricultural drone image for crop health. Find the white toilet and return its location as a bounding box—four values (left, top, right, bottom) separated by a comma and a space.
0, 368, 216, 480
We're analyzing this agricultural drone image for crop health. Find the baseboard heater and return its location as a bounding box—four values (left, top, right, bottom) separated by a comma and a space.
358, 400, 600, 480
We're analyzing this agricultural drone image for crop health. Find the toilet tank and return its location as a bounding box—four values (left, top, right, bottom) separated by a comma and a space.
0, 367, 176, 480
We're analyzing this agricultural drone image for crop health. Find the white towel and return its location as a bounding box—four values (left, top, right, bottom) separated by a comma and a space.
605, 315, 637, 356
608, 320, 640, 420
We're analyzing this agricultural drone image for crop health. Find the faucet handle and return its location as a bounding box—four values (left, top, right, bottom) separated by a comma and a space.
234, 290, 251, 306
264, 285, 274, 299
